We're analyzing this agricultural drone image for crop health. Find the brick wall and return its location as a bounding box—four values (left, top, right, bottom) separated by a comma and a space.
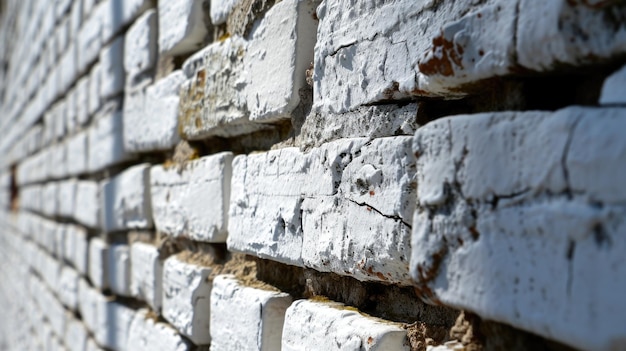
0, 0, 625, 350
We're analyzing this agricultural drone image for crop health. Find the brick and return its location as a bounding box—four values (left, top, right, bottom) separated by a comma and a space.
89, 237, 109, 290
49, 143, 67, 179
150, 152, 233, 242
282, 300, 409, 351
60, 43, 78, 92
88, 108, 131, 173
75, 77, 90, 127
65, 318, 88, 351
130, 242, 163, 312
242, 0, 317, 122
411, 107, 626, 351
229, 137, 415, 283
70, 0, 83, 39
78, 13, 102, 71
59, 266, 80, 310
89, 64, 102, 117
313, 1, 479, 112
108, 243, 132, 297
125, 70, 185, 152
100, 0, 152, 43
65, 224, 89, 275
42, 182, 58, 216
57, 179, 78, 218
210, 0, 241, 25
162, 255, 212, 345
99, 36, 125, 99
227, 140, 366, 265
600, 64, 626, 105
78, 279, 101, 333
65, 131, 88, 176
158, 0, 208, 56
94, 301, 135, 351
75, 181, 100, 228
178, 37, 250, 139
210, 275, 292, 351
53, 224, 66, 259
180, 0, 317, 139
55, 0, 72, 19
56, 18, 70, 56
124, 9, 158, 87
127, 309, 191, 351
101, 163, 152, 232
516, 1, 626, 71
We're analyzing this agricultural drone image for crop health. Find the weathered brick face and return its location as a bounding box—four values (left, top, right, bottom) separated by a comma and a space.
0, 0, 625, 350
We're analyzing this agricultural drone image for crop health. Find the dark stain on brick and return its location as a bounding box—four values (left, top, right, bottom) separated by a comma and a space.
419, 33, 465, 77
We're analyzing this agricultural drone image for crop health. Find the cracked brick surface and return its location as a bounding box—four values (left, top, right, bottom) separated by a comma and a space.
228, 136, 416, 284
411, 107, 626, 351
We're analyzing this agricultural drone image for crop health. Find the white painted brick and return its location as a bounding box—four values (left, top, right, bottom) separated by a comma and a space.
42, 182, 58, 217
89, 64, 102, 117
411, 107, 626, 351
179, 37, 250, 139
297, 138, 414, 284
88, 109, 131, 173
158, 0, 208, 55
49, 143, 67, 180
55, 0, 72, 19
65, 87, 79, 134
127, 309, 190, 351
60, 43, 78, 92
94, 301, 135, 351
282, 300, 409, 351
66, 132, 88, 176
181, 46, 207, 78
101, 163, 152, 232
53, 100, 67, 141
57, 179, 77, 218
162, 255, 212, 345
517, 1, 626, 71
229, 137, 414, 282
70, 0, 83, 39
21, 185, 42, 213
150, 152, 233, 242
53, 224, 66, 259
42, 218, 59, 256
99, 35, 125, 99
56, 18, 70, 56
108, 243, 132, 297
83, 0, 96, 18
75, 181, 100, 228
59, 266, 79, 310
124, 9, 158, 87
75, 77, 90, 128
243, 0, 317, 123
78, 279, 101, 333
181, 0, 317, 139
65, 318, 88, 351
89, 237, 109, 290
97, 0, 121, 43
77, 16, 102, 71
600, 64, 626, 105
125, 70, 185, 152
210, 275, 292, 351
43, 284, 66, 338
99, 0, 151, 43
65, 225, 89, 275
130, 242, 163, 312
210, 0, 241, 25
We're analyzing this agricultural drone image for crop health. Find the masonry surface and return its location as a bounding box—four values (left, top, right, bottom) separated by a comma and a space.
0, 0, 625, 350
